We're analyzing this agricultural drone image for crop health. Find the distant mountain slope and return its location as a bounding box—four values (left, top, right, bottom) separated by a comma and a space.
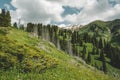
78, 19, 120, 46
0, 27, 116, 80
75, 19, 120, 78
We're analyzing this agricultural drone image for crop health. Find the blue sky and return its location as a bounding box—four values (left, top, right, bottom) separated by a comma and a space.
0, 0, 15, 10
0, 0, 120, 27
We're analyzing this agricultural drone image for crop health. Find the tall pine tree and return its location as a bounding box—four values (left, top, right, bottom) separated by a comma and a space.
0, 9, 11, 27
87, 52, 91, 64
82, 45, 87, 60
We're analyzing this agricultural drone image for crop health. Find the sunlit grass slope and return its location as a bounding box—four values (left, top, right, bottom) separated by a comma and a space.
0, 27, 116, 80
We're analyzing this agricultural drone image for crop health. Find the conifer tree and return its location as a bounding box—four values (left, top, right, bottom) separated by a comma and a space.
99, 38, 103, 49
26, 23, 34, 32
13, 22, 17, 28
37, 23, 42, 37
0, 9, 11, 27
96, 48, 100, 55
87, 52, 91, 64
6, 10, 11, 27
100, 49, 104, 60
92, 46, 96, 55
102, 58, 107, 73
82, 45, 87, 60
0, 9, 6, 26
102, 52, 107, 73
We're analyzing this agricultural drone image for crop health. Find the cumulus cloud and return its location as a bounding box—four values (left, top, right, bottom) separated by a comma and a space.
10, 0, 64, 24
63, 0, 120, 25
47, 0, 86, 8
58, 24, 66, 27
0, 9, 1, 13
10, 0, 120, 26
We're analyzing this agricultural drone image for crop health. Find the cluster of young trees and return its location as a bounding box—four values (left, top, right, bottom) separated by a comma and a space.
0, 9, 11, 27
104, 43, 120, 68
81, 33, 110, 73
26, 23, 60, 47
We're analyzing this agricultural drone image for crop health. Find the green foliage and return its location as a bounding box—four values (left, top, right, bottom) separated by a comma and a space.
0, 27, 58, 73
0, 27, 116, 80
0, 27, 10, 35
0, 52, 18, 69
82, 45, 87, 60
24, 19, 120, 79
13, 22, 18, 29
0, 9, 11, 27
86, 52, 91, 64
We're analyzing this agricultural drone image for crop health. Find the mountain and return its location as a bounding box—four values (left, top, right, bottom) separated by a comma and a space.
72, 19, 120, 78
0, 27, 116, 80
60, 24, 83, 32
78, 19, 120, 46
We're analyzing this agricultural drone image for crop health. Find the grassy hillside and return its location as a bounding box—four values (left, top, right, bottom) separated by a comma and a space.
0, 27, 116, 80
76, 19, 120, 78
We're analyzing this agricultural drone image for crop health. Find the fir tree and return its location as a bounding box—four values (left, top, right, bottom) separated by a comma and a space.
102, 52, 107, 73
87, 52, 91, 64
82, 45, 87, 60
0, 9, 6, 27
92, 46, 96, 55
6, 10, 11, 27
0, 9, 11, 27
102, 58, 107, 73
96, 48, 100, 55
13, 22, 18, 28
100, 49, 104, 60
99, 38, 103, 49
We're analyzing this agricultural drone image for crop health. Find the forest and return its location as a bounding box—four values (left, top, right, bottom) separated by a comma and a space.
0, 9, 120, 80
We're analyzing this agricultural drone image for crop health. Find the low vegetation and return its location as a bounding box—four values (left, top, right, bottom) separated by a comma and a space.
0, 27, 116, 80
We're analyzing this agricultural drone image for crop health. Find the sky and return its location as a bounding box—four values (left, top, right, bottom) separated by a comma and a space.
0, 0, 120, 27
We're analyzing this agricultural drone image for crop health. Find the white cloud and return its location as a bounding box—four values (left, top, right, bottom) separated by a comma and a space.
10, 0, 120, 26
64, 14, 77, 23
63, 0, 120, 25
47, 0, 86, 9
58, 24, 66, 27
11, 0, 64, 24
0, 9, 1, 13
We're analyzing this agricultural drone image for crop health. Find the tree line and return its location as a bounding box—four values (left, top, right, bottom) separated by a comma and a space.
0, 9, 11, 27
1, 9, 119, 73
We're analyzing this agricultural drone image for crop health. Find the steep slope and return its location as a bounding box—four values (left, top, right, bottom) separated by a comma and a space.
76, 19, 120, 78
107, 19, 120, 46
79, 20, 111, 40
0, 27, 116, 80
78, 19, 120, 46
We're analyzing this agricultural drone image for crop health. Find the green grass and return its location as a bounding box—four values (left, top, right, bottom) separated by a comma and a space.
0, 27, 117, 80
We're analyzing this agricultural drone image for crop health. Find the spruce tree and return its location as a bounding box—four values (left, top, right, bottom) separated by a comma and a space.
100, 49, 104, 60
0, 9, 6, 26
6, 10, 11, 27
92, 46, 96, 55
102, 52, 107, 73
82, 45, 87, 60
99, 38, 103, 49
0, 9, 11, 27
87, 52, 91, 64
38, 23, 42, 37
13, 22, 17, 28
26, 23, 34, 32
96, 48, 100, 55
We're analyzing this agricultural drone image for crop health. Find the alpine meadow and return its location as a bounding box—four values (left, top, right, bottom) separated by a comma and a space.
0, 0, 120, 80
